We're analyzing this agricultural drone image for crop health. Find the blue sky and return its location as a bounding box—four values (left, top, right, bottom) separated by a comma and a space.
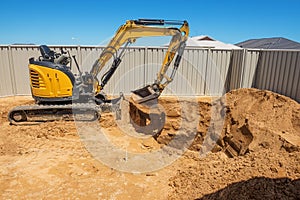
0, 0, 299, 45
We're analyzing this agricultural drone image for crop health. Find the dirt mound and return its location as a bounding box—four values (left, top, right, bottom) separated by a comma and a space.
154, 88, 300, 158
169, 88, 300, 199
200, 88, 300, 157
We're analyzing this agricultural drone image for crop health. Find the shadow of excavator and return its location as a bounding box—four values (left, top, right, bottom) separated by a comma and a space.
196, 177, 300, 200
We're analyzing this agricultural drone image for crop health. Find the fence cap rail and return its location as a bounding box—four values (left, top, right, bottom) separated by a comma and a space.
1, 45, 300, 52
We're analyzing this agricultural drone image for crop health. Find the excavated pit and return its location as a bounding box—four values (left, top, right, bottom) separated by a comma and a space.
128, 88, 300, 159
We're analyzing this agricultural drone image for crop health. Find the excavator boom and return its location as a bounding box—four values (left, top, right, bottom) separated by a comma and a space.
90, 19, 189, 101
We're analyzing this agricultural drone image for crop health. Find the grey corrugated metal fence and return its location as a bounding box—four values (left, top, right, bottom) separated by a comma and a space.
253, 50, 300, 101
0, 45, 299, 102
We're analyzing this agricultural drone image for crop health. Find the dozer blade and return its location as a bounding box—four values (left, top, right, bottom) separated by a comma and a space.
131, 85, 160, 104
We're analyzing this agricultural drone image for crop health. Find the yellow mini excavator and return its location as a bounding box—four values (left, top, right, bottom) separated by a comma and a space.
8, 19, 189, 128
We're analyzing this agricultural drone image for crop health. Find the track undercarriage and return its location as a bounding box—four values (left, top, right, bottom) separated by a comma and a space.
8, 100, 121, 125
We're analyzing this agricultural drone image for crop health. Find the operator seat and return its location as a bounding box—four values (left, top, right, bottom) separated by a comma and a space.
39, 45, 55, 62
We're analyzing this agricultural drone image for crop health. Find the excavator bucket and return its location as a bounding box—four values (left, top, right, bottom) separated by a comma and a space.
129, 85, 165, 137
131, 85, 160, 104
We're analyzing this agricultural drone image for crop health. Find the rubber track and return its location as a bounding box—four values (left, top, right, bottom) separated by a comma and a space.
8, 103, 101, 125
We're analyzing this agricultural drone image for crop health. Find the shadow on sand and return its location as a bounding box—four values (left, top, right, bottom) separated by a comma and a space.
197, 177, 300, 200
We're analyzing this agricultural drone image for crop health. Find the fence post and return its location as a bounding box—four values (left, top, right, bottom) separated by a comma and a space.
77, 45, 82, 66
203, 48, 211, 95
7, 45, 17, 95
144, 46, 148, 85
239, 48, 247, 88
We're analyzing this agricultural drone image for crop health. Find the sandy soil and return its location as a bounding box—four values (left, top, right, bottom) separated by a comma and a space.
0, 88, 300, 199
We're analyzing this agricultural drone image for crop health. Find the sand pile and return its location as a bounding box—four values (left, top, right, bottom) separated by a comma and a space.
168, 88, 300, 199
156, 88, 300, 156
